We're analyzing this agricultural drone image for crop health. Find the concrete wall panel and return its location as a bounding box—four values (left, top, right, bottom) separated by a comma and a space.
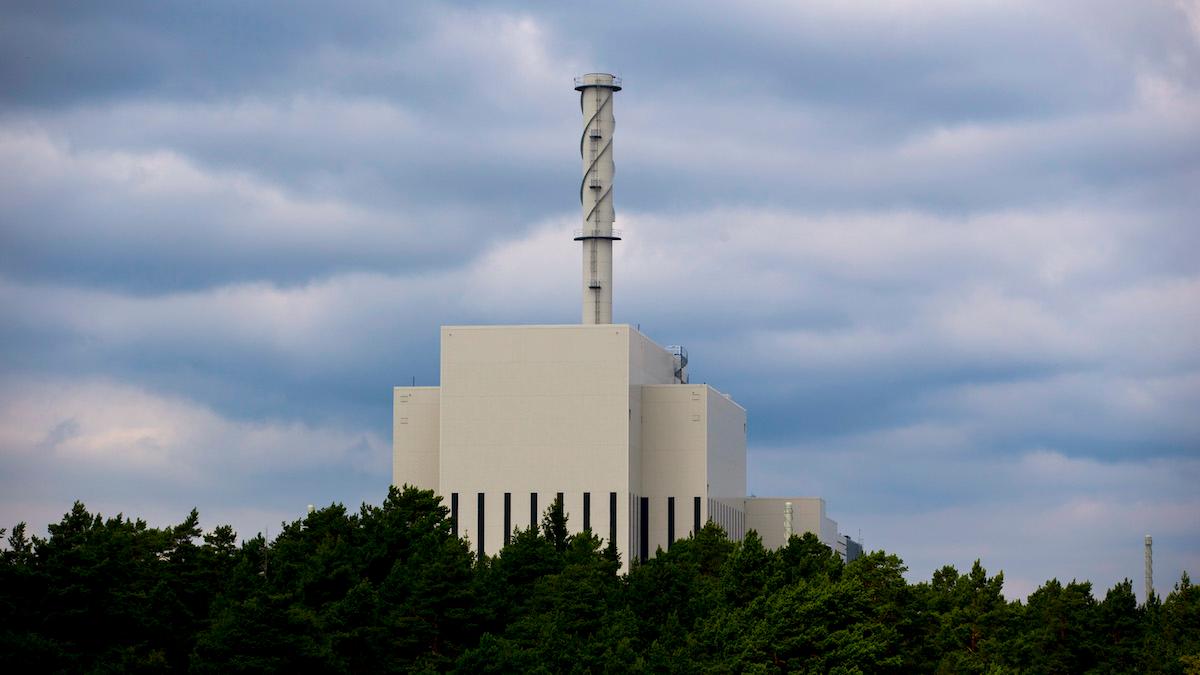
392, 387, 440, 490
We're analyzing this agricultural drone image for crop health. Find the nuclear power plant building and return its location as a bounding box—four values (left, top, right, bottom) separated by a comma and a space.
393, 74, 856, 569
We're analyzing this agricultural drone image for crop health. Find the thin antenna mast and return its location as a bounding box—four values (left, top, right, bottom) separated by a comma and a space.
1145, 535, 1154, 602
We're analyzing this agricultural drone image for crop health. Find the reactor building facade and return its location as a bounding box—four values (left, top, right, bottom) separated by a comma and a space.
393, 73, 854, 569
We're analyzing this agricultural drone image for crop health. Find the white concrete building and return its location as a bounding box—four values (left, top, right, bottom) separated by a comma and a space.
392, 74, 855, 569
744, 497, 838, 552
394, 324, 745, 566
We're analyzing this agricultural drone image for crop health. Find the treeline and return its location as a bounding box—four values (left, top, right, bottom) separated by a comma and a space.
1, 487, 1197, 673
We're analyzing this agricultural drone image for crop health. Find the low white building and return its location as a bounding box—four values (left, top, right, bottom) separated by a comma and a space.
391, 74, 856, 569
744, 497, 838, 552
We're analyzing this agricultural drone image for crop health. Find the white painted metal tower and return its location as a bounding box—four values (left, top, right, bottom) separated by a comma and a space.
575, 73, 622, 324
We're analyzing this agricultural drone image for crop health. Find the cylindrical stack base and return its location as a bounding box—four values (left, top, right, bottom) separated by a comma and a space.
582, 238, 613, 324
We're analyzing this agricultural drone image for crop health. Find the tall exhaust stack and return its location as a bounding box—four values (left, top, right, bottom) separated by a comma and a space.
575, 73, 622, 324
1145, 534, 1153, 602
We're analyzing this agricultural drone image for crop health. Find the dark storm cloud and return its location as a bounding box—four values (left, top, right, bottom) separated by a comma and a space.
0, 1, 422, 106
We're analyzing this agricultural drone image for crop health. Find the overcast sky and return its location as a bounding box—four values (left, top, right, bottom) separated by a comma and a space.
2, 0, 1197, 600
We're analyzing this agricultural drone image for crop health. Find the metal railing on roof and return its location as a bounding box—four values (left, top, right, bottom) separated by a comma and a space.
574, 75, 622, 88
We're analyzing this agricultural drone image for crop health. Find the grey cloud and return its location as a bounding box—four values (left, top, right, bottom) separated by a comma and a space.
0, 275, 450, 431
0, 1, 425, 107
0, 127, 488, 292
37, 417, 80, 452
3, 0, 1196, 298
0, 375, 391, 544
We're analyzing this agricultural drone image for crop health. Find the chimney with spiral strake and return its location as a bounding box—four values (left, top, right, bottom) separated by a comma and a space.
574, 73, 622, 324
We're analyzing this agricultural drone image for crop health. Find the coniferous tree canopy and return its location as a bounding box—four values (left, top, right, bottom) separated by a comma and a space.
1, 486, 1197, 673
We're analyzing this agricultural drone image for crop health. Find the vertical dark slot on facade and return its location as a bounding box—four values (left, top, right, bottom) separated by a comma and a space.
639, 496, 649, 562
503, 492, 512, 545
694, 496, 701, 534
632, 495, 637, 557
530, 492, 538, 529
609, 492, 617, 547
583, 492, 591, 531
451, 492, 459, 537
668, 497, 675, 549
477, 493, 485, 558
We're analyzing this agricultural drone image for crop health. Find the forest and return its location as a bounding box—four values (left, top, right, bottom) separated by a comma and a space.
1, 486, 1197, 673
